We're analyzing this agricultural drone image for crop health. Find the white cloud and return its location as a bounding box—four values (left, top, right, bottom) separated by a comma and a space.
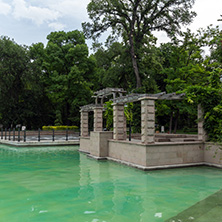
12, 0, 61, 25
190, 0, 222, 31
0, 1, 11, 15
49, 0, 90, 21
48, 22, 66, 31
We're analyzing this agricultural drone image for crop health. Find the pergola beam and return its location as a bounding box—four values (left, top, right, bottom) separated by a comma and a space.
94, 88, 126, 98
80, 104, 103, 112
112, 92, 185, 104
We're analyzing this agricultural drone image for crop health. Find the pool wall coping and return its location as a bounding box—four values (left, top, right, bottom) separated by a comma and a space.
0, 139, 79, 147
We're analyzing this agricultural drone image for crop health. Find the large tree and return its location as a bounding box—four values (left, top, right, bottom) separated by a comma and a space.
83, 0, 196, 88
41, 30, 96, 126
0, 37, 50, 128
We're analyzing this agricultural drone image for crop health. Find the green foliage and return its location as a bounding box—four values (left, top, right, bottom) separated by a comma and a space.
103, 101, 136, 132
0, 31, 97, 129
93, 40, 160, 92
40, 30, 96, 126
104, 101, 113, 130
124, 103, 133, 124
93, 42, 134, 90
185, 69, 222, 141
42, 125, 79, 130
1, 20, 222, 141
0, 36, 52, 129
83, 0, 196, 88
153, 27, 222, 135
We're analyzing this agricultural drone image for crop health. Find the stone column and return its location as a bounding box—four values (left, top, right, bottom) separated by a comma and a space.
124, 113, 127, 140
93, 107, 103, 132
198, 104, 206, 141
140, 97, 156, 144
80, 110, 88, 137
113, 103, 127, 140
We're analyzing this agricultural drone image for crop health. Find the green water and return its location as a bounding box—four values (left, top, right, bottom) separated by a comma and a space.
1, 145, 222, 222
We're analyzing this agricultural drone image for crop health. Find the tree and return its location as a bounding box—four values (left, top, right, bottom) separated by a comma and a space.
156, 27, 222, 134
0, 37, 28, 127
42, 30, 96, 126
83, 0, 196, 88
93, 37, 161, 92
93, 41, 134, 89
0, 37, 51, 128
185, 70, 222, 142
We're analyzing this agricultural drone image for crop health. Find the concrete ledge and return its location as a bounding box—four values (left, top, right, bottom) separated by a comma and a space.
107, 157, 148, 170
107, 156, 206, 171
205, 162, 222, 169
0, 139, 79, 147
87, 154, 107, 161
108, 139, 203, 146
78, 149, 90, 154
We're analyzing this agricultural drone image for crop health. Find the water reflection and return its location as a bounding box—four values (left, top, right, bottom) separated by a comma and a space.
0, 147, 222, 222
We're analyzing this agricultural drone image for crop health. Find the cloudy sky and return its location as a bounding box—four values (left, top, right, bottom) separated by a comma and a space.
0, 0, 221, 48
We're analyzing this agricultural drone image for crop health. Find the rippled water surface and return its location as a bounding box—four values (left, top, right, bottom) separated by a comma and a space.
1, 145, 222, 222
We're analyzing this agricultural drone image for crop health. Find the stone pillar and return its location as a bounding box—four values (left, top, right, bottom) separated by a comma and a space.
198, 104, 206, 141
113, 103, 127, 140
140, 97, 156, 144
124, 113, 127, 140
93, 107, 103, 132
80, 110, 89, 137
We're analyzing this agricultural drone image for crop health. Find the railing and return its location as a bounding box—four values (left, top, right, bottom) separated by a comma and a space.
0, 128, 80, 142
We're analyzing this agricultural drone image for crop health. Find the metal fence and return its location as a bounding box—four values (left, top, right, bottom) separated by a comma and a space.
0, 128, 80, 142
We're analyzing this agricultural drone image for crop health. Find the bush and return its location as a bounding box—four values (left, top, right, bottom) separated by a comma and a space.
42, 126, 79, 131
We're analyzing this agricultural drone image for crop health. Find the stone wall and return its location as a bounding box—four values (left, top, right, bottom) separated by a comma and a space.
79, 137, 91, 153
108, 140, 147, 166
79, 131, 113, 158
108, 140, 204, 168
146, 142, 204, 167
204, 142, 222, 167
90, 131, 113, 158
80, 134, 222, 170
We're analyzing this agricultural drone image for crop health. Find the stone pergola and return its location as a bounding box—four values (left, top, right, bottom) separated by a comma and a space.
80, 88, 126, 137
80, 88, 205, 144
111, 92, 186, 144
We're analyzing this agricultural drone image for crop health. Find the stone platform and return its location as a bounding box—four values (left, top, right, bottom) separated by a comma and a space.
79, 131, 222, 170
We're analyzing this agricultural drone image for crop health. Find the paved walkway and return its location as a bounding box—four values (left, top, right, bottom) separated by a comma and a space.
165, 190, 222, 222
0, 136, 80, 147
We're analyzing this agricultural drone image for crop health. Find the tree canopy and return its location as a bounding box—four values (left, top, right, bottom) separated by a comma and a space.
0, 16, 222, 142
0, 31, 97, 128
83, 0, 196, 88
33, 30, 97, 126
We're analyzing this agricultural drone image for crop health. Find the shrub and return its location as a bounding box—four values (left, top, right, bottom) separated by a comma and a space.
42, 126, 79, 131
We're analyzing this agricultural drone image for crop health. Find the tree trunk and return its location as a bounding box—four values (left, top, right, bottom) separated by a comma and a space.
169, 112, 173, 134
173, 109, 179, 134
129, 34, 142, 88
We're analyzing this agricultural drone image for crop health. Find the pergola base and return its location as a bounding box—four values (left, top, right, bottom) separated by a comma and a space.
79, 133, 222, 170
79, 88, 210, 170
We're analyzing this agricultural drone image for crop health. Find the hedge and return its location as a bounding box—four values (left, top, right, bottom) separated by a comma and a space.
42, 126, 79, 130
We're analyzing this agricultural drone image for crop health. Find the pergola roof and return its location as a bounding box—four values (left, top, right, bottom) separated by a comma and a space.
112, 92, 186, 104
80, 89, 185, 111
94, 88, 126, 98
80, 104, 103, 112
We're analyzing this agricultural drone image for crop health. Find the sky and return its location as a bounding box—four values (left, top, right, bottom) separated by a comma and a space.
0, 0, 221, 48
